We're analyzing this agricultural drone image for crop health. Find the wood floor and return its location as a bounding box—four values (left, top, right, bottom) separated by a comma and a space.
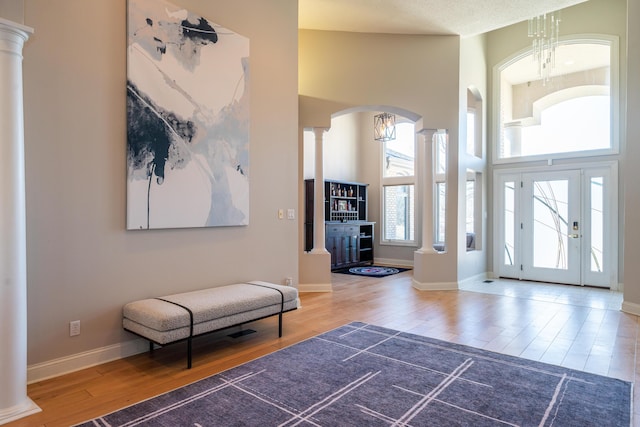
6, 272, 638, 426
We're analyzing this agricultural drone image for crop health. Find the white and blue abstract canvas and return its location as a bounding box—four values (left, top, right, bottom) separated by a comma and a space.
126, 0, 249, 229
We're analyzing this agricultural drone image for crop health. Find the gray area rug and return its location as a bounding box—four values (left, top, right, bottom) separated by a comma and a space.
76, 322, 632, 426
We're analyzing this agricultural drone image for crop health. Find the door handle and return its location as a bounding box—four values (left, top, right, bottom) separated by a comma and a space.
569, 233, 580, 238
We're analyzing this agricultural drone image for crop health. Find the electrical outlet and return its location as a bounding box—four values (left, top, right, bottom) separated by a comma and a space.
70, 320, 81, 337
285, 277, 293, 287
287, 209, 295, 220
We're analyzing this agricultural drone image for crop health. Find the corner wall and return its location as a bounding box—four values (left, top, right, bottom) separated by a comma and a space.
458, 34, 489, 281
622, 0, 640, 311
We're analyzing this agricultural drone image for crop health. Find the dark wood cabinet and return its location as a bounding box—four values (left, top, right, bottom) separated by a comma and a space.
305, 179, 374, 270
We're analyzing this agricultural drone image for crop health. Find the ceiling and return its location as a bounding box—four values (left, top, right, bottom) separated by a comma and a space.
298, 0, 588, 37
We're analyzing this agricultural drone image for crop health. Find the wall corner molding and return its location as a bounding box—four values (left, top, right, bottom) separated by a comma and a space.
621, 301, 640, 317
297, 283, 333, 293
412, 279, 458, 291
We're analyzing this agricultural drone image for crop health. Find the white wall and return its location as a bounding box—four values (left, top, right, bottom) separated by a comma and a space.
9, 0, 298, 367
458, 34, 489, 281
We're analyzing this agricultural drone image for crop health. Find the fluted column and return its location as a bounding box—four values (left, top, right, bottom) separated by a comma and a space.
416, 128, 437, 254
311, 127, 329, 254
0, 17, 40, 425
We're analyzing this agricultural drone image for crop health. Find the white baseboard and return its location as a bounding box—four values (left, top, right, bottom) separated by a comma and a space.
412, 279, 458, 291
458, 273, 489, 287
374, 257, 414, 268
27, 338, 150, 384
0, 398, 41, 425
621, 300, 640, 317
298, 283, 332, 293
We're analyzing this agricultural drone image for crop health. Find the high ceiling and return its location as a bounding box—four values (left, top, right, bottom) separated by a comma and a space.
298, 0, 588, 37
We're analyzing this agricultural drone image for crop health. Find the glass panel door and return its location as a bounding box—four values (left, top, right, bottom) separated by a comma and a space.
582, 167, 616, 287
521, 171, 581, 284
496, 173, 521, 280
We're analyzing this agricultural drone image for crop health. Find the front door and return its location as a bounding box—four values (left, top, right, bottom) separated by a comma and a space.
495, 165, 617, 288
521, 170, 581, 284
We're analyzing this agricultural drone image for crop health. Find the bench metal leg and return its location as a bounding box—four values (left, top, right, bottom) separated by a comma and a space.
187, 336, 192, 369
278, 312, 283, 337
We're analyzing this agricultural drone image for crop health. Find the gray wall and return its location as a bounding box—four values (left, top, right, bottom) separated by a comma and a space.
10, 0, 298, 365
623, 0, 640, 308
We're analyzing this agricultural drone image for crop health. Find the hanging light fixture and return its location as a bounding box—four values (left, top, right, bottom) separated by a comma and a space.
374, 112, 396, 142
528, 10, 561, 83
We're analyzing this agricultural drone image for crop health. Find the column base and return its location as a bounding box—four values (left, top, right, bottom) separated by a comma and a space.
413, 249, 458, 291
299, 251, 332, 292
0, 398, 41, 426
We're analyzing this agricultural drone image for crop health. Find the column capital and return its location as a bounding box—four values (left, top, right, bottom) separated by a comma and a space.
416, 128, 447, 139
312, 127, 330, 137
0, 17, 33, 49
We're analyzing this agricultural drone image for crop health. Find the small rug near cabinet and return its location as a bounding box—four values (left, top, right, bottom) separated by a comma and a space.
75, 322, 631, 427
333, 265, 410, 277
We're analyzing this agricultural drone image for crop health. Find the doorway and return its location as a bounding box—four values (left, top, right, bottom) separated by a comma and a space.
494, 164, 618, 288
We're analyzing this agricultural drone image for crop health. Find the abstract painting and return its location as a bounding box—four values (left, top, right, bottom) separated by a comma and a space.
126, 0, 249, 229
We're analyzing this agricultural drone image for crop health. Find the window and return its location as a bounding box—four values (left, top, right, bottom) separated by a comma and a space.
382, 121, 415, 244
383, 185, 415, 241
466, 109, 476, 156
466, 88, 483, 158
465, 170, 482, 251
434, 131, 448, 250
496, 39, 616, 161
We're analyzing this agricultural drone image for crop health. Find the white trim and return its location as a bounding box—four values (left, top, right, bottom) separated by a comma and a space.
27, 338, 150, 384
0, 398, 40, 426
621, 301, 640, 317
298, 283, 332, 293
374, 257, 414, 268
412, 279, 458, 291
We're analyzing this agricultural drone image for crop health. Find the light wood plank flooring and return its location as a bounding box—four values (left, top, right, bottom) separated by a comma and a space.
5, 272, 638, 426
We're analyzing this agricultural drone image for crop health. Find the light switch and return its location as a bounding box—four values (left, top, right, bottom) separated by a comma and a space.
278, 209, 284, 219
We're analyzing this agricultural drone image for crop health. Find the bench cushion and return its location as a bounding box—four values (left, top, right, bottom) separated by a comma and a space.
122, 281, 298, 344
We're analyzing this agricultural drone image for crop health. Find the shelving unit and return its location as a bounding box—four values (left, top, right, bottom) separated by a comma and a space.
304, 179, 375, 270
326, 181, 366, 223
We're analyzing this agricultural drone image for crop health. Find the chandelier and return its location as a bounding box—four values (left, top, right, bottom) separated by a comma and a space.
528, 10, 561, 82
374, 112, 396, 142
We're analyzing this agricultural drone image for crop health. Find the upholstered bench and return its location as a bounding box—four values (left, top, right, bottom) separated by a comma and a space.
123, 281, 299, 368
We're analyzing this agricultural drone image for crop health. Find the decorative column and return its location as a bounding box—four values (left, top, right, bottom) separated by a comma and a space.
0, 17, 40, 425
415, 128, 438, 254
413, 128, 456, 290
311, 127, 329, 254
